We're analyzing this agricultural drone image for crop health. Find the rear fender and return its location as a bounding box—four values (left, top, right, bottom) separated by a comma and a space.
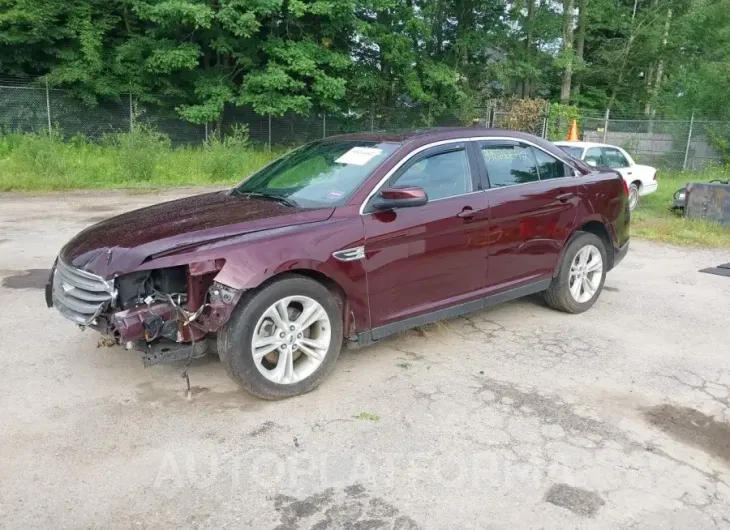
553, 215, 616, 277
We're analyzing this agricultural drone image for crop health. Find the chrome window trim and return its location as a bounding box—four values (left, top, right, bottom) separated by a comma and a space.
359, 136, 579, 215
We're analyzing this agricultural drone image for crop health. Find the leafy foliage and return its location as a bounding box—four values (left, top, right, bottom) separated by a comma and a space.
1, 0, 729, 121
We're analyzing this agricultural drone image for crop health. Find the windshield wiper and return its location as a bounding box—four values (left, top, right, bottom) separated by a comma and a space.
234, 191, 299, 208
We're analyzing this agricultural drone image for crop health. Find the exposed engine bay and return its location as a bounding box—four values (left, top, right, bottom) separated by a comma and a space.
50, 259, 243, 367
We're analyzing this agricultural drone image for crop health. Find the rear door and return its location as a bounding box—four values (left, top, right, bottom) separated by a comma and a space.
477, 140, 579, 292
362, 142, 489, 331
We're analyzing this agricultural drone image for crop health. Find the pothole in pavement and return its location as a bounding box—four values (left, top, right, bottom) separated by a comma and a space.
272, 484, 419, 529
544, 483, 605, 517
644, 404, 730, 464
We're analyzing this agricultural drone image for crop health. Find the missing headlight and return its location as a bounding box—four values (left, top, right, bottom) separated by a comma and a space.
116, 266, 187, 309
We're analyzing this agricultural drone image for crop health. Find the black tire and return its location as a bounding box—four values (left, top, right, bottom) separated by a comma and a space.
217, 274, 343, 400
628, 183, 640, 210
544, 232, 607, 314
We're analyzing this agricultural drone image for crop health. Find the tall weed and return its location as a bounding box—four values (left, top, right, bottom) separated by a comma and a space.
0, 127, 280, 191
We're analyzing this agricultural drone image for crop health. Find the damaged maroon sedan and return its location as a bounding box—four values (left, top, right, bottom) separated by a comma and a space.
47, 128, 630, 399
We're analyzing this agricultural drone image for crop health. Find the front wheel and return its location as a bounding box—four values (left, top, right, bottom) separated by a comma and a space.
218, 275, 343, 399
544, 232, 607, 314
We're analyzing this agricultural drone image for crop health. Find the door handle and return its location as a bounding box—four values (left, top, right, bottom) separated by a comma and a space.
556, 193, 574, 203
457, 207, 477, 219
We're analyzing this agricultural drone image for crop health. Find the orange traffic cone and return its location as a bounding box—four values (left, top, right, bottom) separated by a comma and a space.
567, 119, 579, 141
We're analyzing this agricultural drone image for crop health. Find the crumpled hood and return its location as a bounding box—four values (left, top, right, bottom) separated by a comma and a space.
60, 191, 335, 278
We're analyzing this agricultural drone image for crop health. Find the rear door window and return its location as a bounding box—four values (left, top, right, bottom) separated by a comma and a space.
602, 147, 630, 168
532, 147, 568, 180
480, 144, 539, 187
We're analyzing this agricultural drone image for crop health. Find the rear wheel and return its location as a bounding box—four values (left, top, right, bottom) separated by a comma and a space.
628, 182, 640, 210
218, 275, 343, 399
544, 232, 607, 314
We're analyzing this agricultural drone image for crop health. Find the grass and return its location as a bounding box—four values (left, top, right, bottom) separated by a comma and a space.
631, 169, 730, 247
0, 129, 281, 191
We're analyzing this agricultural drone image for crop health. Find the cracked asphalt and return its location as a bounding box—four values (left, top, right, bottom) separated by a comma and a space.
2, 189, 730, 529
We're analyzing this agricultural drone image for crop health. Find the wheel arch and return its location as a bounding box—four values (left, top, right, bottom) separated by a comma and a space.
227, 264, 360, 341
554, 219, 615, 277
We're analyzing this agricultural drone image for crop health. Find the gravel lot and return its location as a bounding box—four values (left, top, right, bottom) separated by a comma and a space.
2, 190, 730, 529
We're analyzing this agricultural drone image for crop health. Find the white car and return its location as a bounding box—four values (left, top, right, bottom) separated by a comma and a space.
554, 141, 658, 210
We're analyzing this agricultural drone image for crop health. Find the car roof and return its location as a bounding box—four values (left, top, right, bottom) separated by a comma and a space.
328, 127, 593, 174
553, 141, 619, 149
329, 127, 546, 144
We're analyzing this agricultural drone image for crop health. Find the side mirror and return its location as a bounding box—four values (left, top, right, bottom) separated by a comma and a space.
372, 186, 428, 210
586, 160, 598, 167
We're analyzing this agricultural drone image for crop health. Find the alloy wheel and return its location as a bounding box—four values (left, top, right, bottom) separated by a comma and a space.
251, 296, 331, 384
568, 244, 603, 303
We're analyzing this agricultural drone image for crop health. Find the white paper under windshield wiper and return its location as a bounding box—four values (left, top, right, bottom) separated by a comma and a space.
235, 191, 299, 208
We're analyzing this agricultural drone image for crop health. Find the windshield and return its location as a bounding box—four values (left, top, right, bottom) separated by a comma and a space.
557, 145, 584, 159
233, 140, 400, 207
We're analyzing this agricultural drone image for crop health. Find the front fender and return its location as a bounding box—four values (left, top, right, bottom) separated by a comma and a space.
135, 216, 370, 333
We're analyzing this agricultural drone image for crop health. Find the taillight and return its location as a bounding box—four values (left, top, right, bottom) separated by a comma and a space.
621, 179, 630, 196
653, 171, 658, 181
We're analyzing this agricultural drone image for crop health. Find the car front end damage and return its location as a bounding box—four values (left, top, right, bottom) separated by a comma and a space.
46, 258, 243, 366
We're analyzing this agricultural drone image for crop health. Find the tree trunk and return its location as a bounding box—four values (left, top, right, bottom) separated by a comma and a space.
560, 0, 575, 104
524, 0, 536, 98
572, 0, 587, 97
645, 8, 672, 117
607, 34, 635, 111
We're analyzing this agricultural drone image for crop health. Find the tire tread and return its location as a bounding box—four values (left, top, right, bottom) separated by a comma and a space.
217, 274, 343, 400
544, 232, 607, 314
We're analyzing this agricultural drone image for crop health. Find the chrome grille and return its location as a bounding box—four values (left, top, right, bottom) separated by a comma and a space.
52, 258, 116, 325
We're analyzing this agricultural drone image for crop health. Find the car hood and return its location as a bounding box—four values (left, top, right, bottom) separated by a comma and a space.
60, 191, 335, 279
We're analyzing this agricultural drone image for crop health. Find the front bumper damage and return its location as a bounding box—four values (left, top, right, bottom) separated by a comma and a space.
47, 259, 243, 366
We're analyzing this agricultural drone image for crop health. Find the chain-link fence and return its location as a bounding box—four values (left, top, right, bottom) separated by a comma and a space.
1, 76, 725, 171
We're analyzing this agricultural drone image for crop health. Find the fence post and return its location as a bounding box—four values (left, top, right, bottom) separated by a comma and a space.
204, 122, 208, 142
683, 110, 695, 171
602, 109, 610, 142
267, 115, 272, 151
323, 112, 326, 139
45, 77, 52, 137
370, 106, 375, 131
542, 102, 550, 139
129, 93, 133, 133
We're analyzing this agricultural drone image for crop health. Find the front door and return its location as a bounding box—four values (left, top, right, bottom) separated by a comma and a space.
362, 143, 489, 332
476, 140, 579, 292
